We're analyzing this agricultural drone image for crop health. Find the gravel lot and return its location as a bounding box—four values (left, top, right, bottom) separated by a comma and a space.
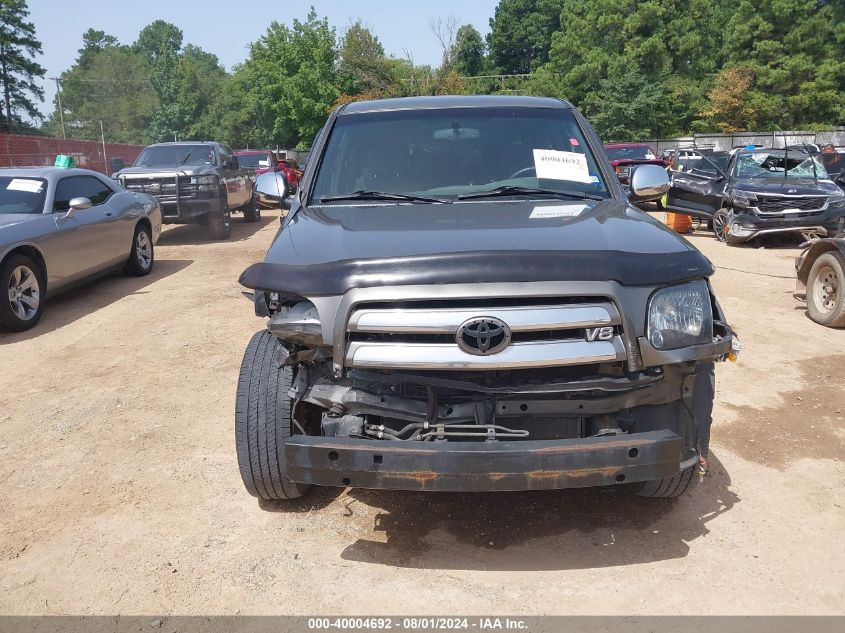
1, 210, 843, 615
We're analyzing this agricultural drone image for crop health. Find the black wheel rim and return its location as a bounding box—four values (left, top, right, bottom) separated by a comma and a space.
713, 213, 727, 242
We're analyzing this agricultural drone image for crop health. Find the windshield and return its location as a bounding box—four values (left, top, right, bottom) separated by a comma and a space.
237, 153, 273, 168
133, 145, 216, 168
605, 145, 656, 161
734, 151, 829, 179
0, 176, 47, 214
311, 107, 609, 202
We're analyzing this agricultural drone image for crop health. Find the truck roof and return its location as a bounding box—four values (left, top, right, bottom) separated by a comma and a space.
340, 95, 573, 115
145, 141, 220, 147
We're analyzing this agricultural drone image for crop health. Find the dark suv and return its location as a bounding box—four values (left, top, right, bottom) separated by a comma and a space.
236, 96, 738, 501
667, 147, 845, 244
115, 142, 257, 239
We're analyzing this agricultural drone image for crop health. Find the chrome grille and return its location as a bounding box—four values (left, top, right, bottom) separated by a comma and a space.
344, 300, 626, 370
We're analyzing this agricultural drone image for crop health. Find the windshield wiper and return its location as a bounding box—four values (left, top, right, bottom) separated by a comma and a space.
177, 151, 193, 166
319, 190, 450, 204
457, 186, 603, 201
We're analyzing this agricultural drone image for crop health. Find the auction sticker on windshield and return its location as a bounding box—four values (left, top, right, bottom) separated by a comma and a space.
7, 178, 44, 193
533, 149, 590, 183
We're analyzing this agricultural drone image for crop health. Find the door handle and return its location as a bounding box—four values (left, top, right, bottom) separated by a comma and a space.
104, 211, 113, 216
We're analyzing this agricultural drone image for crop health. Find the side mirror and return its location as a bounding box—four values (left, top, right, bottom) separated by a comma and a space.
227, 157, 239, 171
254, 171, 289, 208
66, 197, 92, 217
628, 164, 670, 203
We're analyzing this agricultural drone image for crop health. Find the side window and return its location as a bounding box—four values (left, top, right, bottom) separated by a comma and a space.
54, 176, 114, 212
218, 146, 230, 169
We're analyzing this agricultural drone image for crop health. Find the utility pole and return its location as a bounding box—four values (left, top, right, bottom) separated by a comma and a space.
53, 78, 66, 139
100, 120, 108, 174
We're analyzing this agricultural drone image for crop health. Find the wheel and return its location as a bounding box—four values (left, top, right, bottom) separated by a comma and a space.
124, 223, 154, 276
712, 209, 729, 242
806, 251, 845, 327
634, 465, 696, 498
0, 254, 45, 331
242, 195, 260, 223
235, 330, 311, 500
209, 203, 232, 240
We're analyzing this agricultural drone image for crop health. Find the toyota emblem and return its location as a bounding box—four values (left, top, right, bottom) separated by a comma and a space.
455, 317, 512, 355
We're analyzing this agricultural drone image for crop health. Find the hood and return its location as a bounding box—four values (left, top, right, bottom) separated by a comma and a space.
0, 213, 34, 229
116, 166, 218, 178
733, 178, 841, 196
241, 199, 714, 294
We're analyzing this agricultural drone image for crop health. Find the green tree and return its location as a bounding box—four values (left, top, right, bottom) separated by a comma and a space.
175, 44, 227, 139
0, 0, 45, 131
50, 42, 156, 144
337, 22, 393, 97
244, 9, 339, 148
453, 25, 486, 77
133, 20, 184, 141
77, 28, 119, 69
582, 71, 674, 140
487, 0, 563, 74
718, 0, 845, 129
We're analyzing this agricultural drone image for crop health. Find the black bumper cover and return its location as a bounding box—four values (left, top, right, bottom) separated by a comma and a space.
285, 430, 682, 492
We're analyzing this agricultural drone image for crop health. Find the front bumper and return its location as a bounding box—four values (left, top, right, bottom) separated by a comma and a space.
727, 208, 845, 242
159, 196, 224, 223
285, 430, 684, 492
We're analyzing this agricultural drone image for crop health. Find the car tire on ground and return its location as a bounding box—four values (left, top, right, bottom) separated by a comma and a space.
634, 465, 696, 498
124, 223, 154, 276
209, 202, 232, 240
235, 330, 311, 501
242, 195, 260, 223
806, 251, 845, 327
0, 253, 45, 332
712, 209, 729, 243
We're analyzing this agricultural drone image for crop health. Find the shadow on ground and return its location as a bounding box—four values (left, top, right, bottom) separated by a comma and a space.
329, 452, 737, 571
0, 259, 192, 344
156, 212, 278, 246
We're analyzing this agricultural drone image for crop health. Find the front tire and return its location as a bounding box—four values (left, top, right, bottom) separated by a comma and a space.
124, 223, 154, 276
806, 251, 845, 327
235, 330, 311, 500
634, 465, 696, 498
242, 195, 260, 223
712, 209, 729, 242
0, 254, 45, 332
209, 203, 232, 240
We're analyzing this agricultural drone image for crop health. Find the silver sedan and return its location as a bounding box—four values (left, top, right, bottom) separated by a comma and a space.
0, 167, 162, 331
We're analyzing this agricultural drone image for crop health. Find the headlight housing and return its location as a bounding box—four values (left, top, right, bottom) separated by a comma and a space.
191, 175, 218, 191
729, 189, 756, 208
829, 192, 845, 209
647, 280, 713, 350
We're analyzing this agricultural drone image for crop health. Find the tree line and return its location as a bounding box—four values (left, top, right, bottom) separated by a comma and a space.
1, 0, 843, 147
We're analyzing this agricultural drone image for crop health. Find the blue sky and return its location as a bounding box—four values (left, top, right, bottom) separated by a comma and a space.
27, 0, 500, 119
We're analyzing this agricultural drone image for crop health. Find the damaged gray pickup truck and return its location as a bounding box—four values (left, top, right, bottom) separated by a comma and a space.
236, 96, 738, 501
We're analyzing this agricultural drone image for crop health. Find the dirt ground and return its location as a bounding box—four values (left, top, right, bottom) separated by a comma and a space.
1, 210, 843, 616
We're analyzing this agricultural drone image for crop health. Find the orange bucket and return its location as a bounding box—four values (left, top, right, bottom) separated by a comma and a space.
665, 212, 693, 233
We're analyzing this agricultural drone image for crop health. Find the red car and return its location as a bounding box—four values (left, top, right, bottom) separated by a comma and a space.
278, 158, 303, 193
235, 150, 303, 194
603, 143, 668, 184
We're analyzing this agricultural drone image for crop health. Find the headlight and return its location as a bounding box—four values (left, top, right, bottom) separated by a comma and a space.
730, 189, 756, 208
647, 280, 713, 350
268, 301, 323, 347
829, 193, 845, 209
191, 175, 218, 191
